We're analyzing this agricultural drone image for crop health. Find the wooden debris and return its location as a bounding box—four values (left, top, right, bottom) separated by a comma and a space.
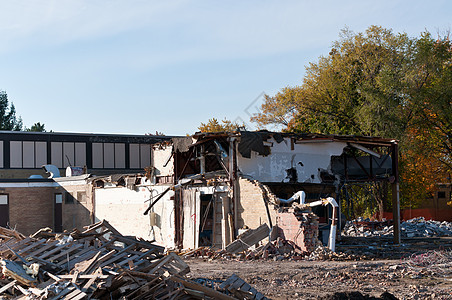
0, 220, 268, 299
219, 274, 269, 300
0, 259, 37, 286
226, 223, 270, 254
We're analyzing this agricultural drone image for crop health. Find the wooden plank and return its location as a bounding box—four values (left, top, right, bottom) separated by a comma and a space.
117, 254, 140, 267
38, 242, 75, 259
65, 250, 98, 270
81, 221, 104, 234
68, 291, 87, 300
29, 256, 63, 271
0, 280, 17, 294
240, 282, 252, 292
58, 247, 95, 266
219, 274, 238, 290
17, 239, 47, 255
48, 286, 75, 300
147, 253, 177, 275
100, 220, 123, 236
81, 274, 99, 293
44, 243, 84, 261
73, 251, 101, 274
63, 287, 85, 300
228, 277, 245, 291
26, 240, 60, 258
59, 274, 109, 279
112, 235, 164, 252
0, 237, 32, 255
225, 223, 269, 254
98, 251, 129, 268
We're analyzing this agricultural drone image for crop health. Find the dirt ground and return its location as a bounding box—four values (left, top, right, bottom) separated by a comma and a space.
185, 258, 451, 299
184, 238, 452, 300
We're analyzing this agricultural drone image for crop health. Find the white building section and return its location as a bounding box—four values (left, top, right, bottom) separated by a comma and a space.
94, 183, 176, 248
237, 137, 347, 183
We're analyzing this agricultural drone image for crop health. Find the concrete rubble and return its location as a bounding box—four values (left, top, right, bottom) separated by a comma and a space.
342, 217, 452, 238
0, 222, 267, 300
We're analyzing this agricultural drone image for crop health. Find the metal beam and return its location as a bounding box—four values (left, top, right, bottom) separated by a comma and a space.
391, 143, 401, 244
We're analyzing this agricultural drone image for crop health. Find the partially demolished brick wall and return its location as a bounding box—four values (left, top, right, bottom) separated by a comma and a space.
276, 209, 321, 252
237, 178, 278, 230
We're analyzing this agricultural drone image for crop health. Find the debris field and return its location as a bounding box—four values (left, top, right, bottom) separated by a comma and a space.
1, 218, 452, 299
0, 222, 266, 299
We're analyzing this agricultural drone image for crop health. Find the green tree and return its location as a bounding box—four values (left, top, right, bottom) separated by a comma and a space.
253, 26, 413, 139
408, 32, 452, 171
198, 118, 245, 133
0, 91, 23, 130
26, 122, 46, 132
251, 26, 452, 213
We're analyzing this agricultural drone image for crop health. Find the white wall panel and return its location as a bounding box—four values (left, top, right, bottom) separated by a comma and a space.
75, 143, 86, 166
35, 142, 47, 167
129, 144, 140, 169
22, 141, 35, 168
63, 142, 75, 167
10, 141, 22, 168
92, 143, 103, 168
51, 142, 63, 168
115, 143, 125, 168
103, 143, 114, 168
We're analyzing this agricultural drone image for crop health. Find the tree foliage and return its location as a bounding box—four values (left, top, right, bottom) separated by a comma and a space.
252, 26, 452, 209
0, 91, 23, 131
198, 118, 245, 133
26, 122, 46, 132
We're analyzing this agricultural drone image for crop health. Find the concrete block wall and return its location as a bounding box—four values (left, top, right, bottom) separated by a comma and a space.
61, 184, 93, 232
237, 178, 278, 230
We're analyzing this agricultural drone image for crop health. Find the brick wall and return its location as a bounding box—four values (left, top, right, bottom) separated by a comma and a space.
6, 187, 55, 235
3, 183, 93, 235
276, 210, 320, 252
237, 178, 278, 230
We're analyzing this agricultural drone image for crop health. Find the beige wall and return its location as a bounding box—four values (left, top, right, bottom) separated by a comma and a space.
0, 169, 48, 179
237, 178, 277, 230
59, 183, 93, 231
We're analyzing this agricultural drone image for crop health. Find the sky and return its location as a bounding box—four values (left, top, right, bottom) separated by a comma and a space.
0, 1, 451, 136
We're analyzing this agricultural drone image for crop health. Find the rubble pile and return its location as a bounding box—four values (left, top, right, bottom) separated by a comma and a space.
342, 217, 452, 238
307, 245, 358, 261
401, 249, 452, 279
0, 221, 267, 299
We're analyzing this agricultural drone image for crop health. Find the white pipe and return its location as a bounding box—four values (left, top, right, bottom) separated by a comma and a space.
328, 224, 337, 252
326, 197, 338, 252
278, 190, 306, 205
305, 197, 338, 252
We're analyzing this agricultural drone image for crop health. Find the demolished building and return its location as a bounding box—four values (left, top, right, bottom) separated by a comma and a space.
86, 131, 400, 250
0, 130, 401, 250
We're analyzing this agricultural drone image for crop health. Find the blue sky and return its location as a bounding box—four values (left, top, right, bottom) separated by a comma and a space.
0, 1, 450, 135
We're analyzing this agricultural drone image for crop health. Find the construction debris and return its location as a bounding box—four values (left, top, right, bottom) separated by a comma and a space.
0, 222, 268, 299
342, 217, 452, 238
219, 274, 269, 300
0, 227, 26, 242
225, 224, 270, 254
